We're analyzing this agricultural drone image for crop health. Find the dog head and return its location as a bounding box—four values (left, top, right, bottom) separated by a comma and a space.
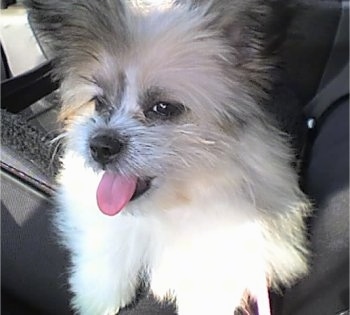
27, 0, 293, 214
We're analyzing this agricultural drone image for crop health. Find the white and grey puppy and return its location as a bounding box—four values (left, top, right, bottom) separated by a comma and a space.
28, 0, 311, 314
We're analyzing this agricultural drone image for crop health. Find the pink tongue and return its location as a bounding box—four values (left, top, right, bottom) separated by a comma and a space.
96, 172, 137, 216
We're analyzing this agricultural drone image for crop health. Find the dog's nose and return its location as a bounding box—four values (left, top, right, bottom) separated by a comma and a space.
89, 134, 123, 165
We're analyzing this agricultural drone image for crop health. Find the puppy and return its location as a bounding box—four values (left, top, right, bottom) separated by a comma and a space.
27, 0, 311, 314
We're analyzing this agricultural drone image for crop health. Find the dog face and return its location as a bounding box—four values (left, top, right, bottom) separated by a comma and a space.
60, 11, 242, 178
28, 0, 294, 211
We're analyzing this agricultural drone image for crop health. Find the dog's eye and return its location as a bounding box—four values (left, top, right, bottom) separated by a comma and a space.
145, 102, 185, 120
94, 95, 107, 112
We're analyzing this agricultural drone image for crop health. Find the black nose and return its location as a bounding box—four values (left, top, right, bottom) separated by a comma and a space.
89, 134, 123, 165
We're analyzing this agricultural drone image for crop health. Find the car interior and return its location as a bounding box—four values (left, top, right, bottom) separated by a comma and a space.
1, 0, 349, 314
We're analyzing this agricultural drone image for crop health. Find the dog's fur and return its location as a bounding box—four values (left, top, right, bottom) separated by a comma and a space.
27, 0, 311, 314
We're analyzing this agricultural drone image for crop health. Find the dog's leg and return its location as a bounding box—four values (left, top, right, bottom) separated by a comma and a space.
151, 253, 255, 314
150, 220, 269, 315
61, 216, 147, 315
69, 252, 138, 315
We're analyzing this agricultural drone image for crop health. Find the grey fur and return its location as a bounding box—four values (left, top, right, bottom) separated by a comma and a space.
26, 0, 130, 81
94, 72, 127, 121
26, 0, 293, 102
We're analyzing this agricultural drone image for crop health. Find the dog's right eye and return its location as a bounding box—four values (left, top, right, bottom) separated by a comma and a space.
94, 95, 107, 112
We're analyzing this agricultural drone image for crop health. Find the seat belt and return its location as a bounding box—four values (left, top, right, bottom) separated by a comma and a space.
303, 0, 349, 129
304, 63, 349, 129
301, 0, 349, 176
300, 62, 349, 178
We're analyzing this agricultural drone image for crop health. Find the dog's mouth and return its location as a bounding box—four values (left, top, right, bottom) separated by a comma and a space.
96, 172, 152, 216
131, 177, 153, 201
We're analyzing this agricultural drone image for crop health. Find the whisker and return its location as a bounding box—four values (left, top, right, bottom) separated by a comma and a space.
50, 131, 68, 144
41, 130, 67, 175
49, 140, 64, 170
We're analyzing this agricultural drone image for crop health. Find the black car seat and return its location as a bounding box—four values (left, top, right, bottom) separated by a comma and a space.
1, 1, 349, 315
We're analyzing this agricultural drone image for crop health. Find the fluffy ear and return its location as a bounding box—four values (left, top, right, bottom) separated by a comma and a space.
25, 0, 128, 78
183, 0, 295, 100
191, 0, 295, 62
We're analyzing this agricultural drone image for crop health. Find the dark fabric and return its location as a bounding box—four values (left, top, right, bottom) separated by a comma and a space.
281, 97, 349, 315
1, 113, 66, 314
2, 291, 45, 315
119, 295, 176, 315
304, 64, 349, 122
269, 73, 307, 155
317, 5, 349, 90
22, 90, 61, 133
1, 170, 71, 315
282, 1, 341, 105
1, 110, 61, 180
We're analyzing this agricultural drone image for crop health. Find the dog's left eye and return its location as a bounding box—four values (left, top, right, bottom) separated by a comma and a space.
145, 102, 185, 119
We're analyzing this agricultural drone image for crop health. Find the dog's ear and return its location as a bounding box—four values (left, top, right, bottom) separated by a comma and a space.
180, 0, 295, 101
25, 0, 129, 77
189, 0, 295, 63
